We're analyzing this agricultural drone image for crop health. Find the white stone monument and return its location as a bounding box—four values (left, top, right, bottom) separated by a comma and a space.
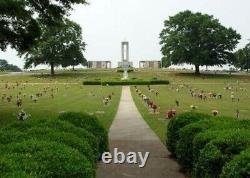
121, 41, 129, 80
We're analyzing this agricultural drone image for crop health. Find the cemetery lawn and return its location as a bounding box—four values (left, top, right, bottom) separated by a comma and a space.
0, 72, 121, 129
131, 70, 250, 143
1, 69, 250, 144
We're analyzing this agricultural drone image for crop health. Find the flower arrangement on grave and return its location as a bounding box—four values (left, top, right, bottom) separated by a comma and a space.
17, 110, 31, 121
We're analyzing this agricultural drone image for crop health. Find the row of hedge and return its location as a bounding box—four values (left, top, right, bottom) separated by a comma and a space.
83, 79, 170, 86
166, 112, 250, 178
116, 68, 134, 73
0, 112, 108, 178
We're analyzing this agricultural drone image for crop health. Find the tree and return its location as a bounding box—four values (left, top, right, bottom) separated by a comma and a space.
0, 0, 87, 54
24, 19, 86, 76
0, 59, 22, 72
159, 10, 241, 74
161, 56, 171, 68
234, 43, 250, 72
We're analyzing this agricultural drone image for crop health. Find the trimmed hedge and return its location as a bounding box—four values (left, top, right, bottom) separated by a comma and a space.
117, 68, 134, 73
0, 112, 107, 177
83, 79, 170, 86
193, 129, 250, 178
220, 148, 250, 178
166, 112, 211, 155
82, 80, 101, 85
7, 119, 99, 159
176, 116, 241, 170
167, 112, 250, 178
0, 140, 95, 178
58, 112, 109, 156
26, 127, 95, 163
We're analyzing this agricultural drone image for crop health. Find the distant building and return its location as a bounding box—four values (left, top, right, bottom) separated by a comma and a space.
139, 61, 161, 69
88, 61, 111, 69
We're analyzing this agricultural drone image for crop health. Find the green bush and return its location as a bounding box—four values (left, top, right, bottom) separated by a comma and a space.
176, 117, 236, 170
192, 120, 250, 163
82, 79, 170, 85
150, 80, 170, 85
58, 112, 108, 156
193, 129, 250, 178
0, 128, 28, 144
176, 120, 214, 170
117, 68, 134, 73
7, 119, 99, 160
0, 156, 34, 178
0, 140, 95, 178
220, 148, 250, 178
83, 80, 101, 85
26, 127, 95, 163
166, 112, 211, 155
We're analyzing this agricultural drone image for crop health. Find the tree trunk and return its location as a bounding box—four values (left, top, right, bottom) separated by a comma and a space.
72, 65, 75, 71
50, 63, 55, 76
195, 65, 200, 75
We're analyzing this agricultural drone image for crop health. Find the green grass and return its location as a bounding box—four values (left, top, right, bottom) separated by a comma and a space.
131, 71, 250, 143
1, 69, 250, 143
0, 79, 121, 129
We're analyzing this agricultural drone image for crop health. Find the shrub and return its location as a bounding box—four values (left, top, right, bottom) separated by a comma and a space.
220, 148, 250, 178
176, 116, 236, 170
26, 127, 95, 163
192, 119, 250, 163
58, 112, 108, 156
0, 140, 95, 178
82, 79, 170, 85
166, 112, 211, 155
83, 80, 101, 85
0, 156, 34, 178
7, 119, 99, 160
117, 68, 134, 73
150, 80, 170, 85
0, 128, 28, 145
193, 129, 250, 178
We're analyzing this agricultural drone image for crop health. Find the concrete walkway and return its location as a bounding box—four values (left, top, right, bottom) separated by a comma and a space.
96, 86, 185, 178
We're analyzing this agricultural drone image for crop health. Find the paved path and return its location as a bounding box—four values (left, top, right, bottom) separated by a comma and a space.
96, 86, 185, 178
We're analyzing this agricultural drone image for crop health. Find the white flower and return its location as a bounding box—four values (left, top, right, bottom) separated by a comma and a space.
17, 110, 31, 121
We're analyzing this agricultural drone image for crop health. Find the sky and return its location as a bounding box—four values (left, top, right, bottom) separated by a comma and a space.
1, 0, 250, 69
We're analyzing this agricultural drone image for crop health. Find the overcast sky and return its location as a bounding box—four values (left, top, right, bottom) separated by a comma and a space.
1, 0, 250, 68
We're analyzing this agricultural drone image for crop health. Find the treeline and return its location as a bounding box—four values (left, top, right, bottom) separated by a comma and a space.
0, 0, 88, 76
0, 59, 22, 72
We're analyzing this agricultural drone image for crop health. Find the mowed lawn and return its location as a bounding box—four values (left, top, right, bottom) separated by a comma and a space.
0, 73, 121, 129
131, 71, 250, 143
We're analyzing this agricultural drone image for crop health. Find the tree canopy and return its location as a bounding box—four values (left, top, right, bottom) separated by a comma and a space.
0, 59, 22, 72
159, 10, 241, 74
234, 42, 250, 72
0, 0, 87, 53
24, 19, 86, 75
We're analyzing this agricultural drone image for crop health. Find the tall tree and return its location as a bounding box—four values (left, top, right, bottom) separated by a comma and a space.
0, 0, 87, 54
24, 19, 86, 75
159, 10, 241, 74
234, 43, 250, 72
